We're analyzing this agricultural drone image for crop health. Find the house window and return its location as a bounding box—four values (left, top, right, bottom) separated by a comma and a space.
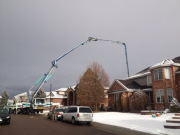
165, 67, 171, 79
47, 99, 50, 103
156, 89, 165, 103
154, 69, 163, 80
167, 88, 173, 102
114, 94, 119, 103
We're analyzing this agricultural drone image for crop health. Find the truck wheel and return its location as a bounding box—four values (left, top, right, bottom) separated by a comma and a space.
27, 109, 30, 114
87, 122, 91, 125
23, 109, 27, 114
37, 111, 39, 114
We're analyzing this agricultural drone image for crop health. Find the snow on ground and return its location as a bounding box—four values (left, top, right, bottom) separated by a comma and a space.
93, 112, 180, 135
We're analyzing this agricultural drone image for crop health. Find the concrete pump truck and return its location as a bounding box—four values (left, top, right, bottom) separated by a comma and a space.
5, 37, 129, 114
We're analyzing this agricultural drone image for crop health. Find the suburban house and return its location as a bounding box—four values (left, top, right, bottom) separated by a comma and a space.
108, 56, 180, 110
47, 85, 109, 108
46, 88, 67, 108
12, 91, 34, 103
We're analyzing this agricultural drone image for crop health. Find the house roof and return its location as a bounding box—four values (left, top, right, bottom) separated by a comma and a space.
71, 85, 76, 90
108, 79, 152, 94
45, 92, 50, 96
128, 56, 180, 80
128, 67, 151, 80
55, 88, 67, 92
118, 80, 142, 90
55, 85, 77, 92
13, 91, 34, 100
46, 91, 67, 99
172, 56, 180, 64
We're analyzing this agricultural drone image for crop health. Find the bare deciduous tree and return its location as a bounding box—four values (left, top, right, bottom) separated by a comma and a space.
88, 61, 110, 87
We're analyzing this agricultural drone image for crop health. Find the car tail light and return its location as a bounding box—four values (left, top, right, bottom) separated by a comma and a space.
59, 113, 62, 115
77, 113, 79, 117
57, 112, 60, 115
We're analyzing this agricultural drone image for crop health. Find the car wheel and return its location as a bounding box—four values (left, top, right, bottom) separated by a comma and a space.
8, 120, 10, 124
61, 116, 64, 122
72, 118, 76, 124
87, 122, 91, 125
47, 114, 50, 119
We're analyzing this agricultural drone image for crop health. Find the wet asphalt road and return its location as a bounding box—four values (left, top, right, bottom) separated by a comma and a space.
0, 113, 154, 135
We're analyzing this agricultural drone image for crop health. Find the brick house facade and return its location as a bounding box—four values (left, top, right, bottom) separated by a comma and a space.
66, 87, 76, 106
108, 56, 180, 110
46, 85, 109, 108
46, 89, 67, 108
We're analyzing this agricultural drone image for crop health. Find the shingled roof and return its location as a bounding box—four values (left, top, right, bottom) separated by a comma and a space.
128, 56, 180, 79
172, 56, 180, 64
118, 80, 141, 90
108, 79, 152, 94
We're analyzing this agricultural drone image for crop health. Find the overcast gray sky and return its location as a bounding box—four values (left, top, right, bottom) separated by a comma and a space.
0, 0, 180, 98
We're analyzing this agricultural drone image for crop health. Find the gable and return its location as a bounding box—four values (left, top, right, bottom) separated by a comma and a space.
109, 80, 125, 92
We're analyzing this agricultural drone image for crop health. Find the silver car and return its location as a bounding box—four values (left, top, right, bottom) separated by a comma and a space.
47, 108, 65, 120
61, 106, 93, 125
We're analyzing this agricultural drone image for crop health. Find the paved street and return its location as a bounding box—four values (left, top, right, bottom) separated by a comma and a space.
0, 113, 154, 135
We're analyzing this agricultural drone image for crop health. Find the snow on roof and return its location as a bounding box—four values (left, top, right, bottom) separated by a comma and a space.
70, 85, 76, 90
128, 70, 151, 80
45, 92, 50, 96
14, 91, 33, 98
128, 57, 180, 80
103, 86, 109, 90
149, 58, 176, 70
46, 91, 67, 99
55, 88, 67, 92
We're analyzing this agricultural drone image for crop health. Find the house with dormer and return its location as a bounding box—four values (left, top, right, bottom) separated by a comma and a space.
108, 56, 180, 110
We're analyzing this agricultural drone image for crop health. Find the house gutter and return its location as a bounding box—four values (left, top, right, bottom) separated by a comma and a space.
149, 63, 180, 70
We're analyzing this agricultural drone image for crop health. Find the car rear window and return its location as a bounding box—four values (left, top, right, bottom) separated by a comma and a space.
57, 109, 65, 113
79, 108, 92, 113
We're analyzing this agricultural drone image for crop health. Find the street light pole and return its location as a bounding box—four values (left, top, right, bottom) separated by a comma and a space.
88, 37, 130, 77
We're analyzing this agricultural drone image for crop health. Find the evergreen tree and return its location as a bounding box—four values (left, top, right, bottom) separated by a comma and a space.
77, 68, 105, 111
36, 87, 46, 98
0, 90, 9, 108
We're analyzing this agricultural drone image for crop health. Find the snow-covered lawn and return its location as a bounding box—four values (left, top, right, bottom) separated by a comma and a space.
93, 112, 180, 135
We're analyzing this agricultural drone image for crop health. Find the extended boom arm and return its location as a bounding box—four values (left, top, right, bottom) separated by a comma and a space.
28, 37, 130, 103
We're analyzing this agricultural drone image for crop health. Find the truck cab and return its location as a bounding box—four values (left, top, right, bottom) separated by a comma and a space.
33, 98, 46, 113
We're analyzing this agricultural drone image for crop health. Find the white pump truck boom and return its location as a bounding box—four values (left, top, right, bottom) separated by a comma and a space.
5, 37, 129, 114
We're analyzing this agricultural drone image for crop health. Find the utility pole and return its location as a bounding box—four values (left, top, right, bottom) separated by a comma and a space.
50, 84, 52, 111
